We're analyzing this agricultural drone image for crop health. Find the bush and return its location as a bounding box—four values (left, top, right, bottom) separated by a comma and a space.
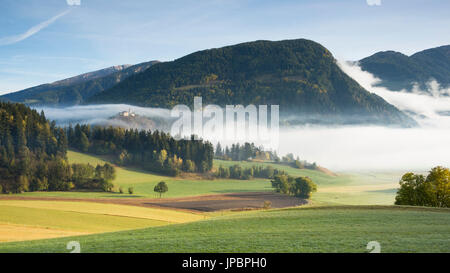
128, 187, 134, 194
119, 187, 124, 194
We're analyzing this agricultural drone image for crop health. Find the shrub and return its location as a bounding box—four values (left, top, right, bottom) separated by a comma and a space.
128, 187, 134, 194
119, 187, 124, 194
263, 200, 272, 209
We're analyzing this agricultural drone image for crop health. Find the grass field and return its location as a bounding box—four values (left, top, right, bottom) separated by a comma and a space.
214, 159, 402, 205
0, 152, 447, 252
1, 206, 448, 253
14, 151, 402, 205
0, 200, 204, 242
17, 151, 272, 199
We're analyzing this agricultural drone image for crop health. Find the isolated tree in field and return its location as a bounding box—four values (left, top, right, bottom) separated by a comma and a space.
154, 181, 168, 198
271, 174, 317, 199
292, 177, 317, 198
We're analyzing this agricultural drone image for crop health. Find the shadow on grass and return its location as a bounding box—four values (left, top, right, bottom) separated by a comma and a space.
211, 189, 272, 194
71, 150, 169, 177
367, 188, 398, 194
102, 195, 145, 198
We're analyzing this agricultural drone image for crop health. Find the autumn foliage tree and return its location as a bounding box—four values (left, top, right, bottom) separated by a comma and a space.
395, 166, 449, 208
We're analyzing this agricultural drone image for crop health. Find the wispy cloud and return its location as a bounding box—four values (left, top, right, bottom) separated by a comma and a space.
366, 0, 382, 6
0, 9, 71, 46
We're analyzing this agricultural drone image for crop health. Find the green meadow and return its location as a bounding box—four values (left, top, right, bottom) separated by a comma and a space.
0, 151, 448, 253
1, 206, 448, 253
16, 151, 402, 205
0, 200, 204, 242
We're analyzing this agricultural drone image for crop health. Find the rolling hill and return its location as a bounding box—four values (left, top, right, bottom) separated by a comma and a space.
86, 39, 415, 126
359, 45, 450, 93
1, 206, 449, 252
0, 61, 159, 106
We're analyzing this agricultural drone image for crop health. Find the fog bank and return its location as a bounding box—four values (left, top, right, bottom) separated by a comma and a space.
38, 65, 450, 171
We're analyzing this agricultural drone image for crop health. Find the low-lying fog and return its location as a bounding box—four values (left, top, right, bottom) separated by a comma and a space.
37, 62, 450, 172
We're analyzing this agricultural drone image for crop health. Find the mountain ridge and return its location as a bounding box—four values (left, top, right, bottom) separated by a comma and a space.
0, 61, 159, 106
87, 39, 415, 126
359, 45, 450, 92
0, 39, 418, 126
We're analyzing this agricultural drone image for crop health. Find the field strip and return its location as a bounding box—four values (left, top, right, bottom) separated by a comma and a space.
318, 183, 398, 193
0, 204, 177, 242
0, 200, 206, 223
0, 222, 88, 243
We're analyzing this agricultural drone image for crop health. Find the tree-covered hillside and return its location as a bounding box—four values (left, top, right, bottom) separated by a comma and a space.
359, 45, 450, 92
0, 102, 118, 193
87, 39, 415, 126
0, 61, 159, 106
0, 102, 67, 192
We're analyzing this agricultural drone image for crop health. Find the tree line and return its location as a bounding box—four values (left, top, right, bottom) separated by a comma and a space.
67, 124, 214, 176
279, 153, 319, 171
215, 142, 319, 171
216, 164, 287, 180
0, 102, 115, 193
215, 142, 278, 161
395, 166, 449, 208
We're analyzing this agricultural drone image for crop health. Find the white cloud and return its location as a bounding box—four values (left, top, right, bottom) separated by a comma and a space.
337, 60, 450, 128
0, 9, 71, 46
366, 0, 382, 6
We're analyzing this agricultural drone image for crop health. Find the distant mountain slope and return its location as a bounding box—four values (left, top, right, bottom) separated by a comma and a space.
359, 45, 450, 92
87, 39, 415, 126
0, 61, 159, 106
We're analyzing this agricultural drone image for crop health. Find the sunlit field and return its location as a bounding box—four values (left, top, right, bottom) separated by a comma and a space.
10, 151, 404, 205
1, 206, 448, 253
0, 200, 204, 242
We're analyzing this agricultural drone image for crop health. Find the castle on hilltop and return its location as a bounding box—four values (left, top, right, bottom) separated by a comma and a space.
119, 109, 136, 117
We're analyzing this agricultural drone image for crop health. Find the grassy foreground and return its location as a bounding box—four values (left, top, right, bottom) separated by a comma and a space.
0, 200, 204, 242
1, 206, 449, 253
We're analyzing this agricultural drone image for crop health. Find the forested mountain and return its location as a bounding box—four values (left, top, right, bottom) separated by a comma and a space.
87, 39, 415, 126
359, 45, 450, 92
0, 61, 159, 106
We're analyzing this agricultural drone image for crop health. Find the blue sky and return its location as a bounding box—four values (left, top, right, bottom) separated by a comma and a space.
0, 0, 449, 94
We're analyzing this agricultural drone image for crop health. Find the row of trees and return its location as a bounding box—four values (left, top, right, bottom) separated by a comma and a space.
216, 164, 287, 180
215, 142, 278, 161
25, 160, 116, 192
71, 163, 116, 191
0, 102, 116, 193
279, 153, 318, 170
67, 124, 214, 176
395, 166, 449, 208
215, 142, 319, 171
271, 174, 317, 199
